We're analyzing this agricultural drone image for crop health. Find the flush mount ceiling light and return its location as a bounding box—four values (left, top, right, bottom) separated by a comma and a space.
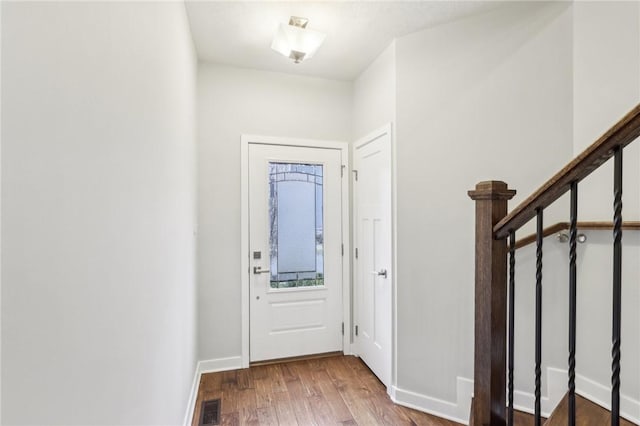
271, 16, 326, 64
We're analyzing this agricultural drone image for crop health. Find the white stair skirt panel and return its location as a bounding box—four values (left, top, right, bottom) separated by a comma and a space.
390, 367, 640, 426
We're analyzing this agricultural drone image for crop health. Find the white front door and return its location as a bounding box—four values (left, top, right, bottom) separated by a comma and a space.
248, 143, 343, 362
354, 126, 393, 388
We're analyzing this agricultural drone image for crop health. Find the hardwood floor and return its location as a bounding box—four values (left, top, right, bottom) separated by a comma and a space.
191, 354, 462, 425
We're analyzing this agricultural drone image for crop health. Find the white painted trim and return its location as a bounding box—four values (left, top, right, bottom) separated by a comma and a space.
0, 2, 4, 420
391, 377, 473, 425
389, 39, 399, 399
391, 367, 639, 425
511, 367, 566, 418
242, 135, 347, 151
575, 374, 640, 424
182, 356, 244, 426
198, 356, 244, 374
240, 136, 250, 368
340, 142, 352, 355
183, 363, 201, 426
510, 367, 639, 424
351, 123, 395, 390
0, 0, 3, 418
240, 134, 350, 364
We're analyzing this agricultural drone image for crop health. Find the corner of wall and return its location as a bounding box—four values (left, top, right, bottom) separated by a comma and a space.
391, 376, 473, 425
182, 356, 244, 426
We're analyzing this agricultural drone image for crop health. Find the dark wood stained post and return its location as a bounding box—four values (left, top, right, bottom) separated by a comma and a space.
468, 181, 516, 426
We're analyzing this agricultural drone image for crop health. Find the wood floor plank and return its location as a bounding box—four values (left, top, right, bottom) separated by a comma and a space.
283, 377, 305, 396
191, 355, 464, 425
237, 368, 254, 390
221, 371, 238, 390
316, 375, 354, 422
366, 393, 416, 426
256, 406, 279, 425
254, 379, 275, 409
289, 395, 317, 426
240, 408, 260, 426
221, 389, 238, 415
279, 362, 299, 382
268, 364, 288, 394
220, 412, 240, 426
308, 394, 336, 425
290, 362, 323, 398
201, 372, 224, 392
338, 390, 380, 425
274, 399, 298, 425
250, 365, 269, 381
237, 388, 257, 411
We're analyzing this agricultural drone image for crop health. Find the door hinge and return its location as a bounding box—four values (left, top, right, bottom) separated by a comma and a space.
355, 325, 359, 336
352, 170, 358, 181
355, 247, 359, 259
341, 243, 344, 256
341, 165, 345, 177
342, 322, 344, 335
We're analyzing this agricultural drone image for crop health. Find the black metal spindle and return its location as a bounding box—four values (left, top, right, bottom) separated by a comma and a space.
508, 231, 516, 426
535, 209, 543, 426
612, 147, 623, 426
568, 182, 578, 426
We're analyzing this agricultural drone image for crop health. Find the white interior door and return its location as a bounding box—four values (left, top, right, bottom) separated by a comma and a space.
354, 127, 392, 388
248, 143, 343, 362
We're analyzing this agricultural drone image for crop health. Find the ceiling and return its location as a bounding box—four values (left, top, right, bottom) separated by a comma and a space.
185, 1, 502, 81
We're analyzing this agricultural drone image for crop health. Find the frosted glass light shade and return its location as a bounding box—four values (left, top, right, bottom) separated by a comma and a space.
271, 23, 326, 63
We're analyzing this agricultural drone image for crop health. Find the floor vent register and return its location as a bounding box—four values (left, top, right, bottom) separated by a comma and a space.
199, 399, 221, 426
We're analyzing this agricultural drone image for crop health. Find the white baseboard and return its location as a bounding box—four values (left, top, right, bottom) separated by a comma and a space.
180, 357, 639, 426
391, 377, 473, 425
182, 356, 244, 426
512, 367, 639, 424
183, 363, 201, 426
198, 356, 243, 374
512, 367, 566, 417
575, 373, 640, 424
390, 367, 639, 425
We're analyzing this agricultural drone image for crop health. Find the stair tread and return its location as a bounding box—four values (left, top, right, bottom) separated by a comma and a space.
545, 393, 638, 426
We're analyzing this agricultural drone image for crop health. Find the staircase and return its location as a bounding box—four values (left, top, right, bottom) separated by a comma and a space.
545, 394, 636, 426
468, 104, 640, 426
474, 394, 636, 426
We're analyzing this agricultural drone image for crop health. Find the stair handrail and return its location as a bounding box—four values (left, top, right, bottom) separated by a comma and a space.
512, 221, 640, 250
468, 103, 640, 426
494, 104, 640, 240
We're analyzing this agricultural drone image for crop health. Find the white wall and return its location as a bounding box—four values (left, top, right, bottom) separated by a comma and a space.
352, 41, 396, 140
393, 2, 574, 413
572, 1, 640, 412
1, 3, 198, 425
197, 64, 351, 362
0, 1, 3, 421
574, 1, 640, 219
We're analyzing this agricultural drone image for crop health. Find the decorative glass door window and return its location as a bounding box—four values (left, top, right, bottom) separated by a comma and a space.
269, 162, 324, 289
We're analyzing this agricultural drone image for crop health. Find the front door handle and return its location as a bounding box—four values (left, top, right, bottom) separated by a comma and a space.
371, 269, 387, 279
253, 266, 270, 275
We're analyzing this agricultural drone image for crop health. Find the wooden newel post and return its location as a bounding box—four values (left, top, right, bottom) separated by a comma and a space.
468, 181, 516, 426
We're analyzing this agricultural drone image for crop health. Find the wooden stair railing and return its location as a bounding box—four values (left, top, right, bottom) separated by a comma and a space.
468, 103, 640, 426
512, 221, 640, 250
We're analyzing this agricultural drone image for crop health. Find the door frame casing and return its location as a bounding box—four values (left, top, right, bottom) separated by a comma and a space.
240, 135, 351, 368
352, 123, 396, 393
